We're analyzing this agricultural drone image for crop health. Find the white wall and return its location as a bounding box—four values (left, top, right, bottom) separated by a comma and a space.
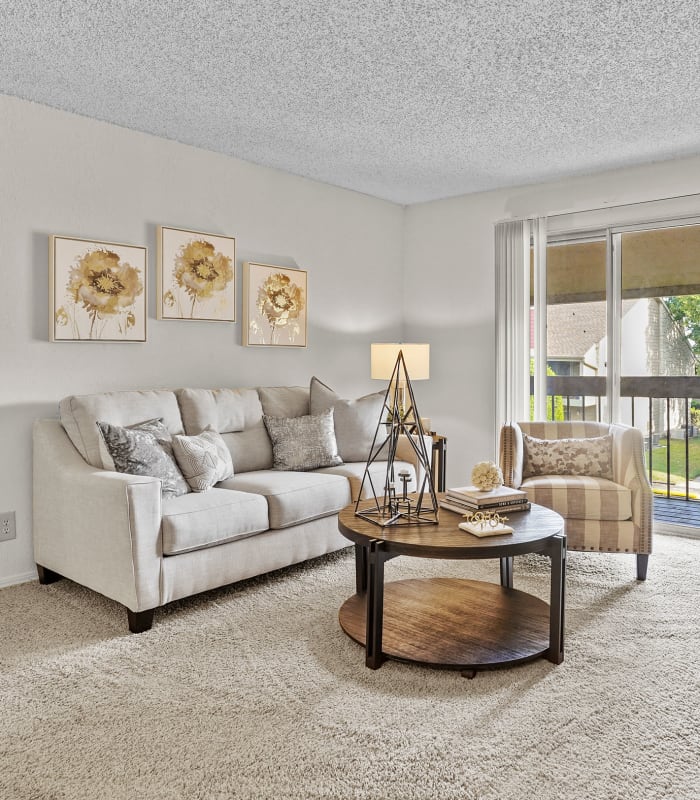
403, 154, 700, 486
0, 95, 404, 586
5, 93, 700, 587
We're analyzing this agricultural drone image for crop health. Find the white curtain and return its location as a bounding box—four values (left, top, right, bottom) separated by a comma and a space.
494, 218, 547, 428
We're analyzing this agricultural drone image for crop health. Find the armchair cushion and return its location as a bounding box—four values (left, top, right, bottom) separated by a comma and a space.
522, 433, 613, 479
520, 475, 632, 521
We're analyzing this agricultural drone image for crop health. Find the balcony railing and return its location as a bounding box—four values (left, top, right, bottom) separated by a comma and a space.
537, 375, 700, 501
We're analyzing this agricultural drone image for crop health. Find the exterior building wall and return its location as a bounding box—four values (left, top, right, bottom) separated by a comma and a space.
550, 298, 697, 431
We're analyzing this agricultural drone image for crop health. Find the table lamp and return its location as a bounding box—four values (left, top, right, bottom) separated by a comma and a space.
370, 343, 429, 429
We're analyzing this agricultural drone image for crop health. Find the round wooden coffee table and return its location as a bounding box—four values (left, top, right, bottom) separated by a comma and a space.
338, 496, 565, 676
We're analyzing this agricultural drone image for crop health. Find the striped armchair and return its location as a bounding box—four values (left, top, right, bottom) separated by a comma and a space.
499, 421, 653, 580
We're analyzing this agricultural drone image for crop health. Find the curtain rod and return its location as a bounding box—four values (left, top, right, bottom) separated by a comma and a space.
495, 189, 700, 225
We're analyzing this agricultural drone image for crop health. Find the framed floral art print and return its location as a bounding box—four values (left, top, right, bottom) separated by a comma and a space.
157, 226, 236, 321
49, 235, 146, 342
243, 262, 307, 347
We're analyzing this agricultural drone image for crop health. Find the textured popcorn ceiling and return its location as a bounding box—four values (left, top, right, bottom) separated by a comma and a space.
2, 1, 700, 204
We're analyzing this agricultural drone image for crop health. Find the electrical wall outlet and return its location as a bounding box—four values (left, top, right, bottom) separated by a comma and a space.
0, 511, 16, 542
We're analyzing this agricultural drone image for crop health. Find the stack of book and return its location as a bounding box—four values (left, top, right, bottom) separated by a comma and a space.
440, 484, 530, 516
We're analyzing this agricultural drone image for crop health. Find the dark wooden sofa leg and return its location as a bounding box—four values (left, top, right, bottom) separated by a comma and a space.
636, 554, 649, 581
37, 564, 62, 584
127, 608, 155, 634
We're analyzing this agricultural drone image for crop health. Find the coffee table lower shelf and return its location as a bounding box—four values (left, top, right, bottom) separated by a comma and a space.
339, 577, 551, 672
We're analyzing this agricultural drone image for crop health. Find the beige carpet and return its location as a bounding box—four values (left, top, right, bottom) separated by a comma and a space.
1, 533, 699, 800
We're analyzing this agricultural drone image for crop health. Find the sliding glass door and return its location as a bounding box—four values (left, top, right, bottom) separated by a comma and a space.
530, 234, 609, 422
617, 223, 700, 498
530, 218, 700, 500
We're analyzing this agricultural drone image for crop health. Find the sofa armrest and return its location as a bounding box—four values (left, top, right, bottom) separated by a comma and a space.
33, 419, 163, 612
499, 422, 524, 488
609, 423, 653, 553
395, 433, 434, 491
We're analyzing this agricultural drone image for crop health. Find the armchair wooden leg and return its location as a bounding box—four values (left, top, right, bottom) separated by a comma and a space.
37, 564, 62, 584
636, 554, 649, 581
127, 608, 155, 633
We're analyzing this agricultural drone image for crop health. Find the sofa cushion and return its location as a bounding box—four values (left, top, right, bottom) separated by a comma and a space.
309, 377, 385, 462
220, 470, 351, 529
258, 385, 309, 418
220, 426, 273, 473
520, 475, 632, 521
263, 410, 342, 470
60, 389, 184, 469
97, 419, 190, 498
318, 460, 417, 502
177, 388, 273, 474
161, 488, 269, 555
176, 388, 250, 434
172, 428, 234, 492
522, 433, 614, 479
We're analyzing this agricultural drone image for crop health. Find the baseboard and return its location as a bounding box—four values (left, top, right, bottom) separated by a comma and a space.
654, 521, 700, 539
0, 570, 38, 589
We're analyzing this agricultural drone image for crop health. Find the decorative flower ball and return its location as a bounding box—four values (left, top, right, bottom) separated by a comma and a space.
471, 461, 504, 491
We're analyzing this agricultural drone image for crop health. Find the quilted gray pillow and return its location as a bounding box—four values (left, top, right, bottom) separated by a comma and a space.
522, 433, 614, 479
171, 428, 234, 492
96, 418, 190, 497
263, 409, 342, 471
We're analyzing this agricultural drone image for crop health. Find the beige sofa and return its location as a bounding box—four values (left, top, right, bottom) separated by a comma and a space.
33, 382, 425, 632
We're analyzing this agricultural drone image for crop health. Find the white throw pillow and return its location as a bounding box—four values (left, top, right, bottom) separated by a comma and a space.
309, 377, 385, 462
172, 427, 234, 492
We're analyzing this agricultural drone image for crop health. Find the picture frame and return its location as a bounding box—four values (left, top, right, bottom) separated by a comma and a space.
49, 235, 147, 342
157, 226, 236, 322
243, 262, 308, 347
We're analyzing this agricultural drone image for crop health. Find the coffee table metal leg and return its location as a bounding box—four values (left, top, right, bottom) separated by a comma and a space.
500, 556, 513, 588
547, 534, 566, 664
355, 544, 368, 595
365, 539, 386, 669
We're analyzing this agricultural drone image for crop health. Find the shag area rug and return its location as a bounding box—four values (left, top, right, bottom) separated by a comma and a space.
1, 533, 699, 800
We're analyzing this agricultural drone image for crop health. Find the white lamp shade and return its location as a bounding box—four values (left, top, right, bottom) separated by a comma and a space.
371, 343, 430, 380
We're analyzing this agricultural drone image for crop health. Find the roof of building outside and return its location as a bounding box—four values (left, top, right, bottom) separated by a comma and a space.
546, 300, 638, 359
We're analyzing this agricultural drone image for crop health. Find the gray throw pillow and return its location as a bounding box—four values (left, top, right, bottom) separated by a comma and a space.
263, 409, 342, 471
522, 433, 614, 479
309, 377, 385, 462
96, 418, 190, 497
172, 427, 234, 492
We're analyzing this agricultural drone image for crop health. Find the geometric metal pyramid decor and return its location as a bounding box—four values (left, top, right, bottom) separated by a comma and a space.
355, 350, 439, 527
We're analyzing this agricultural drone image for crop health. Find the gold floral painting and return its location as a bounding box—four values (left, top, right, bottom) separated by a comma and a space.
157, 226, 235, 321
243, 262, 307, 347
50, 235, 146, 342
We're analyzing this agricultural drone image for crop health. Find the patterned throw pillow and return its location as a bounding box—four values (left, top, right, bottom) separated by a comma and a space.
522, 433, 614, 479
96, 418, 190, 497
263, 409, 342, 471
171, 428, 234, 492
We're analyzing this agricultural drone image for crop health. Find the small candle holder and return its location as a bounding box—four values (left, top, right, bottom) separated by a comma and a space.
396, 469, 413, 517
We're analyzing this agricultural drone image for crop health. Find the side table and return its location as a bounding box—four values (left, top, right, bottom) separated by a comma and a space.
430, 433, 447, 492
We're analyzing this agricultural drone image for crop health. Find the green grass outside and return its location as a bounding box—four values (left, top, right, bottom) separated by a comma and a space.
650, 436, 700, 480
649, 436, 700, 498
